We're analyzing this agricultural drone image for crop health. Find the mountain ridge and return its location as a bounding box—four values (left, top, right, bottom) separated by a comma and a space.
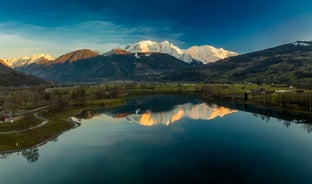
125, 40, 194, 63
0, 62, 47, 86
124, 40, 238, 64
2, 40, 311, 86
160, 41, 312, 87
3, 54, 55, 68
1, 40, 238, 67
17, 51, 201, 83
53, 49, 100, 64
184, 45, 238, 64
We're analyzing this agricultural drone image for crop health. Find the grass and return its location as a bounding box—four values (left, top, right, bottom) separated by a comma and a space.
88, 98, 126, 108
0, 98, 126, 153
0, 113, 41, 132
0, 119, 73, 152
0, 108, 75, 152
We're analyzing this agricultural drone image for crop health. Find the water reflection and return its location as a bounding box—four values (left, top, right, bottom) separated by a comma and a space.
225, 102, 312, 124
81, 102, 237, 126
0, 148, 40, 162
21, 148, 39, 163
125, 103, 237, 126
0, 153, 11, 159
78, 94, 312, 131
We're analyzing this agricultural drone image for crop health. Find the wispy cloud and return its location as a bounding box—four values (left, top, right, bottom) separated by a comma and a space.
0, 21, 183, 58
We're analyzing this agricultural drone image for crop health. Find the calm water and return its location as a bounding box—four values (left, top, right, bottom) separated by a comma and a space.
1, 94, 312, 184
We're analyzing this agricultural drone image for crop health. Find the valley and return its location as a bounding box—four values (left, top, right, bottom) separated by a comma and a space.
0, 40, 311, 153
0, 82, 311, 153
2, 1, 312, 183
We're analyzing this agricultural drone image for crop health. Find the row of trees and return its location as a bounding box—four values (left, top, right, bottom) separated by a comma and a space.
1, 83, 311, 116
0, 87, 46, 116
198, 85, 312, 112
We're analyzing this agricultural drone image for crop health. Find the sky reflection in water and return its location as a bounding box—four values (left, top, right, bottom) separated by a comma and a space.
1, 95, 312, 184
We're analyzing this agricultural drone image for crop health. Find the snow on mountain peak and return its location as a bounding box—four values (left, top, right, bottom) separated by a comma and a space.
161, 40, 169, 44
20, 56, 31, 60
29, 54, 55, 63
125, 40, 193, 63
124, 40, 238, 64
184, 45, 238, 64
4, 53, 55, 68
292, 41, 310, 47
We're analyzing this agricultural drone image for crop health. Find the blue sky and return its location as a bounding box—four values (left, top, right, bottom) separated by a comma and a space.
0, 0, 312, 58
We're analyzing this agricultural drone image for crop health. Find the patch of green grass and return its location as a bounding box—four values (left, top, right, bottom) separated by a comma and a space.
0, 113, 41, 132
88, 98, 126, 108
0, 107, 79, 152
0, 97, 127, 152
0, 119, 73, 152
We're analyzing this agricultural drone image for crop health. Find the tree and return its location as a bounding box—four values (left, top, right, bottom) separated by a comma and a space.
244, 92, 248, 100
4, 93, 20, 116
48, 91, 68, 112
177, 83, 183, 93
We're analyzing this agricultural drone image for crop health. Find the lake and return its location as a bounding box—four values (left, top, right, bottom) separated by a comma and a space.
1, 94, 312, 184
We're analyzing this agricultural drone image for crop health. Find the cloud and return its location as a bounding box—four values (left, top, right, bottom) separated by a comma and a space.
0, 33, 52, 58
0, 21, 183, 58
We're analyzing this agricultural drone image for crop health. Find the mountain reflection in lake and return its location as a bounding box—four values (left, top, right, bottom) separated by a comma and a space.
80, 102, 237, 126
1, 94, 312, 184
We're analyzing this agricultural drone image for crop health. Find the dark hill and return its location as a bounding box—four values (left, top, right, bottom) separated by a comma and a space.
18, 52, 201, 83
52, 49, 100, 64
0, 62, 46, 86
160, 41, 312, 87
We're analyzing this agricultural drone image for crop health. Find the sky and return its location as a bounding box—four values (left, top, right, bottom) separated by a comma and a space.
0, 0, 312, 58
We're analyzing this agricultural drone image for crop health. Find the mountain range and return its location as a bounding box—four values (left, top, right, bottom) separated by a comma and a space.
0, 40, 311, 86
16, 49, 201, 82
4, 54, 55, 68
0, 40, 236, 83
1, 40, 237, 67
125, 40, 238, 63
160, 41, 312, 87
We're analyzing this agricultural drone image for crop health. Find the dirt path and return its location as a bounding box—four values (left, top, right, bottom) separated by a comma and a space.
0, 112, 80, 135
0, 113, 48, 135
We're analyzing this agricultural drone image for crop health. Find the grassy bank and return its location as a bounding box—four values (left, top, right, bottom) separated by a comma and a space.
198, 84, 312, 115
0, 113, 41, 132
0, 82, 311, 153
0, 98, 125, 153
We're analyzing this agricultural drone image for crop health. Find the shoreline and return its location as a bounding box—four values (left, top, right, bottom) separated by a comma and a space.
0, 98, 126, 154
0, 112, 81, 155
0, 92, 311, 154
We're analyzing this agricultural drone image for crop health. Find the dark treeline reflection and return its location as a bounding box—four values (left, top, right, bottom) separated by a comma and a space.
0, 148, 39, 162
208, 99, 312, 131
21, 148, 39, 163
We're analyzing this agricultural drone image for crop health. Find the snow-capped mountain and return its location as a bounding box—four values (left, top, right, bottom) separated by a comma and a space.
184, 45, 238, 64
4, 54, 55, 68
292, 41, 311, 47
124, 40, 238, 64
0, 59, 9, 67
125, 40, 194, 63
